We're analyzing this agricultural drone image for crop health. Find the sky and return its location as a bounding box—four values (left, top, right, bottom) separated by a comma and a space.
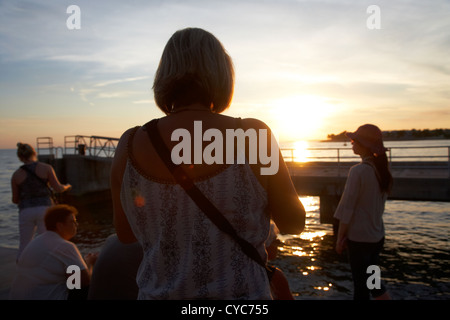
1, 0, 449, 149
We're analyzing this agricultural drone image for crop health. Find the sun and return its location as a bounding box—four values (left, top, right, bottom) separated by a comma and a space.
270, 95, 335, 141
293, 140, 311, 162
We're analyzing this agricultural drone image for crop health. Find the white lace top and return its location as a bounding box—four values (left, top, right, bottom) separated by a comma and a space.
120, 133, 272, 299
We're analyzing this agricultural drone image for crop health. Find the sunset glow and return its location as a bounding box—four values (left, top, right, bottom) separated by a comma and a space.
1, 1, 449, 148
271, 95, 337, 142
293, 141, 311, 163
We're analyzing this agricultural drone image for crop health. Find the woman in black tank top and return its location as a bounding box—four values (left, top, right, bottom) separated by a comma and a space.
11, 143, 72, 260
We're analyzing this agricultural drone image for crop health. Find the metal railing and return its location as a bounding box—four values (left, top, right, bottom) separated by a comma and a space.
37, 135, 119, 158
36, 137, 64, 159
64, 135, 119, 158
281, 145, 450, 177
36, 137, 54, 156
37, 135, 450, 176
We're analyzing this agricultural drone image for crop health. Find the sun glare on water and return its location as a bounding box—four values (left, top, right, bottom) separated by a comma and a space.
292, 140, 311, 162
277, 196, 326, 243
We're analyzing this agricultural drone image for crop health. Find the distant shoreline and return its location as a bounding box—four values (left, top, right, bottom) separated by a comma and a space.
326, 128, 450, 142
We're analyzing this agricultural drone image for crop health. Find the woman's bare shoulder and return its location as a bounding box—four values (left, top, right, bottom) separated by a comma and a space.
240, 117, 271, 131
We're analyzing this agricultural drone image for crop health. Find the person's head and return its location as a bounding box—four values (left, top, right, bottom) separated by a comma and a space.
153, 27, 235, 114
346, 124, 393, 194
346, 124, 387, 158
16, 142, 37, 162
45, 205, 79, 240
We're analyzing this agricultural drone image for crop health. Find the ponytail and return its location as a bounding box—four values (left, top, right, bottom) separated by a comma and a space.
16, 142, 37, 161
374, 153, 393, 194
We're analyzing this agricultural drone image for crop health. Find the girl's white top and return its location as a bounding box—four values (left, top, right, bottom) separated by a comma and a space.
334, 161, 387, 243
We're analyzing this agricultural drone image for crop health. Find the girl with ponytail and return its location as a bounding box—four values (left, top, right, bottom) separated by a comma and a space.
334, 124, 392, 300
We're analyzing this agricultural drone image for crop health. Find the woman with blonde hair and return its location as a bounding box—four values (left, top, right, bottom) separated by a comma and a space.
11, 142, 71, 260
111, 28, 305, 299
334, 124, 392, 300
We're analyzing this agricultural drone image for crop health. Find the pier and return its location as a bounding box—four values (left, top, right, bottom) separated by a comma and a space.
37, 136, 118, 215
286, 160, 450, 224
36, 136, 450, 224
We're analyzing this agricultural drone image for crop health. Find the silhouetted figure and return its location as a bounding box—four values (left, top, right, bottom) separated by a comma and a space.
10, 205, 97, 300
11, 143, 71, 260
111, 27, 305, 299
334, 124, 392, 300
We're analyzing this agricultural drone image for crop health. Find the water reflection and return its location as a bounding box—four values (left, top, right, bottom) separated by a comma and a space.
72, 203, 114, 254
293, 141, 311, 163
273, 196, 350, 298
272, 196, 450, 300
71, 195, 450, 299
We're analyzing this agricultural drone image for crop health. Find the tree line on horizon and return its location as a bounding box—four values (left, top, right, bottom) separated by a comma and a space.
327, 128, 450, 141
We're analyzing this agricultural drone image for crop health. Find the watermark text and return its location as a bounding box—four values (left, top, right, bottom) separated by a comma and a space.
66, 5, 81, 30
66, 265, 81, 289
366, 5, 381, 30
366, 265, 381, 289
171, 121, 279, 175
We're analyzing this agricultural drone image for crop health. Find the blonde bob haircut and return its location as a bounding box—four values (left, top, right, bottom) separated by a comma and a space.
153, 28, 234, 114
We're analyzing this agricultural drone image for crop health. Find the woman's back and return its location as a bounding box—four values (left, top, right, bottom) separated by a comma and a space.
129, 111, 269, 187
111, 28, 305, 300
16, 162, 52, 209
121, 122, 272, 299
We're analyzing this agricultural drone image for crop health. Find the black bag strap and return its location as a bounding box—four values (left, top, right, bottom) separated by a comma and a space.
20, 164, 58, 203
143, 119, 267, 269
20, 164, 49, 188
20, 165, 58, 204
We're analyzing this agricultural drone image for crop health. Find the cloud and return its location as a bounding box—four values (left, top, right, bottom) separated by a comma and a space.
133, 99, 153, 104
94, 76, 151, 88
96, 91, 142, 99
0, 0, 449, 146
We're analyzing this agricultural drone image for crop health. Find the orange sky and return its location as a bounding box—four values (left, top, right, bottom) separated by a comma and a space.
1, 1, 449, 149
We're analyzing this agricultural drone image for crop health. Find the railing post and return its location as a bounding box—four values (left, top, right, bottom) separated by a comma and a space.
55, 146, 63, 159
448, 146, 450, 179
90, 137, 95, 157
337, 148, 341, 177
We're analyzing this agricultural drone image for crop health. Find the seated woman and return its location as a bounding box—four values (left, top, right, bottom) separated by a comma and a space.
9, 205, 97, 300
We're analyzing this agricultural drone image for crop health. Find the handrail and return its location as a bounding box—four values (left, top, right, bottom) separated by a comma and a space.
281, 145, 450, 177
37, 134, 450, 176
37, 135, 119, 158
64, 135, 119, 158
36, 137, 54, 156
281, 145, 449, 162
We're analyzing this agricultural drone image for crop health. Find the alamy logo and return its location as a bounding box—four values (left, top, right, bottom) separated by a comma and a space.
366, 265, 381, 289
366, 5, 381, 30
171, 121, 279, 175
66, 265, 81, 289
66, 5, 81, 30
